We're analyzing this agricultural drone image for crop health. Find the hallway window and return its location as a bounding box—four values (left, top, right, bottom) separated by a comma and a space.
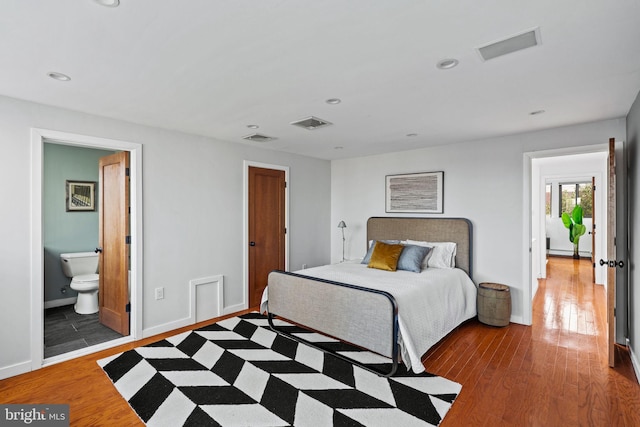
559, 182, 593, 218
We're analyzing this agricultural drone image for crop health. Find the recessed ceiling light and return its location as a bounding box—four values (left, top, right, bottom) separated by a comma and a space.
47, 72, 71, 82
530, 110, 546, 115
326, 98, 341, 105
436, 58, 459, 70
406, 133, 418, 137
247, 124, 259, 129
93, 0, 120, 7
334, 146, 344, 150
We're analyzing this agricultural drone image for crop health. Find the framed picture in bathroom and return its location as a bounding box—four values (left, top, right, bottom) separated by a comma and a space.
66, 180, 97, 212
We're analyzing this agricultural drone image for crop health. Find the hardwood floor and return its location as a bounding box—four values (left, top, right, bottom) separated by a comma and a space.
1, 257, 639, 426
429, 257, 640, 426
0, 311, 251, 427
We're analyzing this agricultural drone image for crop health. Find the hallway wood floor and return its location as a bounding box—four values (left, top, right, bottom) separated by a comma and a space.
430, 257, 640, 426
1, 257, 639, 426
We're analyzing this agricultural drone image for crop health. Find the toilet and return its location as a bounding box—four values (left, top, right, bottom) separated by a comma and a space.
60, 252, 99, 314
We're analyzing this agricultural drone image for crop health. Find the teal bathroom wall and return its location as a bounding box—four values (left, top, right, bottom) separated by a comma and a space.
43, 144, 115, 304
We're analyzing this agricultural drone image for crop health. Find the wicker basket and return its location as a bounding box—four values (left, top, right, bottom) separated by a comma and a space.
477, 282, 511, 327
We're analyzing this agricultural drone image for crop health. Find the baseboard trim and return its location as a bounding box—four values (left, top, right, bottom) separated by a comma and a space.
546, 252, 592, 259
509, 314, 525, 325
143, 303, 246, 339
0, 360, 32, 380
627, 339, 640, 384
44, 297, 77, 309
223, 302, 246, 316
142, 316, 192, 339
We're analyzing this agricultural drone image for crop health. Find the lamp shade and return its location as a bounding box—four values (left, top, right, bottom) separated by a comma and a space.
337, 221, 346, 228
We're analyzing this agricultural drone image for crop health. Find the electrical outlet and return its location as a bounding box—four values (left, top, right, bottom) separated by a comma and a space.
155, 287, 164, 300
302, 264, 307, 269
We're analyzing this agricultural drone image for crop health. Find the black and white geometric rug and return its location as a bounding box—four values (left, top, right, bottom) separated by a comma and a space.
98, 313, 461, 426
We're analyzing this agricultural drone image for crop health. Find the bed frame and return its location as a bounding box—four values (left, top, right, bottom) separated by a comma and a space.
267, 217, 473, 377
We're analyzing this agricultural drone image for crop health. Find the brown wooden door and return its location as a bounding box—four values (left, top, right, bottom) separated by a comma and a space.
606, 138, 616, 367
591, 176, 596, 283
248, 166, 285, 307
99, 151, 130, 335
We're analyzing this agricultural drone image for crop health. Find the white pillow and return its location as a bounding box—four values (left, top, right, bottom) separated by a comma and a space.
405, 240, 457, 269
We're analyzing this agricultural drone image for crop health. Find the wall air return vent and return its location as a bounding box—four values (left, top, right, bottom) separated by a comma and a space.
477, 28, 540, 61
243, 133, 276, 142
290, 116, 333, 130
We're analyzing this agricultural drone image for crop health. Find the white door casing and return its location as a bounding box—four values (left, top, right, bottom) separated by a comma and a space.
30, 128, 143, 370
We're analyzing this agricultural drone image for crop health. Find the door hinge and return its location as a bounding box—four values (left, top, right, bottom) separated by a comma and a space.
126, 303, 131, 313
284, 227, 287, 234
284, 181, 287, 188
125, 167, 130, 177
125, 235, 131, 244
593, 262, 596, 268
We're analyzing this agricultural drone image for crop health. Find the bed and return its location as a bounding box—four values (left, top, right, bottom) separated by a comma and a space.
263, 217, 477, 376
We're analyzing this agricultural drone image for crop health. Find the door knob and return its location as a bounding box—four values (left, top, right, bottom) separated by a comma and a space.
599, 259, 624, 268
249, 242, 256, 246
95, 247, 103, 253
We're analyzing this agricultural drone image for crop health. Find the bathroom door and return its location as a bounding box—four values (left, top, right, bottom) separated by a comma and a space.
98, 151, 130, 336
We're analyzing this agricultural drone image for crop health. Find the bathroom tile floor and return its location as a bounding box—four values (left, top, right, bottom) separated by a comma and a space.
44, 305, 123, 359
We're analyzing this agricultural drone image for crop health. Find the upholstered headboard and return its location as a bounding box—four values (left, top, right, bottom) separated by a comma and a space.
367, 217, 473, 278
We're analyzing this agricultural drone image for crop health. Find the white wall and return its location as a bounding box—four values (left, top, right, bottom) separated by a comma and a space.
0, 95, 331, 378
331, 118, 626, 325
546, 215, 594, 256
626, 90, 640, 378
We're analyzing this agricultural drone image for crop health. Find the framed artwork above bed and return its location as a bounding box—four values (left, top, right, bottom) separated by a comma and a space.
385, 171, 444, 213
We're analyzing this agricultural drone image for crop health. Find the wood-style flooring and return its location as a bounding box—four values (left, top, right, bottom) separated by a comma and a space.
430, 257, 640, 426
1, 257, 639, 426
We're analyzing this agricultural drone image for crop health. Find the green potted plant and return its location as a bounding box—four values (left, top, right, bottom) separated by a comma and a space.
561, 205, 587, 259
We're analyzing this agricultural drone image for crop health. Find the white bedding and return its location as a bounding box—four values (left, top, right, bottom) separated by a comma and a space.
262, 261, 477, 374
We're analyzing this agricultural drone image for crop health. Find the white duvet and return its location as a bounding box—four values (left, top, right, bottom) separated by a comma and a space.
262, 261, 477, 374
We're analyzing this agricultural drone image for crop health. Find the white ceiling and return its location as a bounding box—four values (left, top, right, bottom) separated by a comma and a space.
2, 1, 640, 160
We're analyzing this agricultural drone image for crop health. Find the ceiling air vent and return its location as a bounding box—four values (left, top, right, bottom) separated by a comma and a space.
242, 133, 276, 142
290, 116, 333, 130
477, 28, 540, 61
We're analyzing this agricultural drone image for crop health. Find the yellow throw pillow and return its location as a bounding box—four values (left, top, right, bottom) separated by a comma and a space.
368, 241, 404, 271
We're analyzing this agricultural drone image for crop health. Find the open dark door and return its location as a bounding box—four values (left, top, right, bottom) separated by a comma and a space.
98, 151, 130, 335
591, 177, 596, 283
606, 138, 616, 367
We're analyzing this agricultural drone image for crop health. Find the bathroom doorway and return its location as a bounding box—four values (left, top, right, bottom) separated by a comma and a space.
31, 128, 143, 368
42, 148, 132, 358
42, 144, 122, 358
